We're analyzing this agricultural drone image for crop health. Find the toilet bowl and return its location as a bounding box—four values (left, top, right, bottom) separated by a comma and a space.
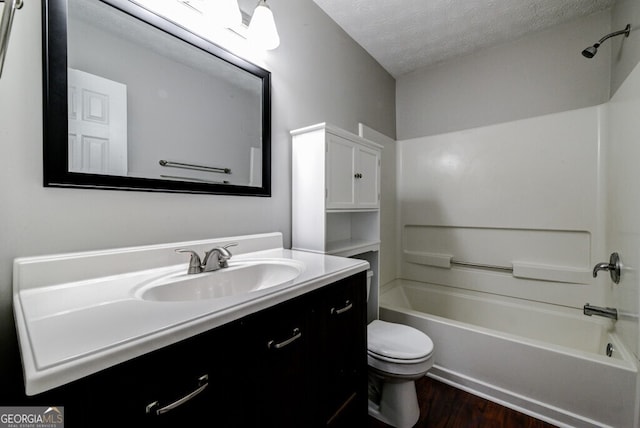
367, 319, 434, 428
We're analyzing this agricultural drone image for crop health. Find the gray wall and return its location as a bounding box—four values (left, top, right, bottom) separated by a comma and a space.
0, 0, 395, 400
611, 0, 640, 95
396, 10, 612, 139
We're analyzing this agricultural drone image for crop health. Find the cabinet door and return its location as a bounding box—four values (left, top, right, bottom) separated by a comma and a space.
326, 134, 357, 209
318, 273, 368, 427
243, 296, 316, 428
355, 145, 380, 209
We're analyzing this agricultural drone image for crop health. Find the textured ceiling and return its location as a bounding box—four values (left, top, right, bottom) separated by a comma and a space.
313, 0, 616, 77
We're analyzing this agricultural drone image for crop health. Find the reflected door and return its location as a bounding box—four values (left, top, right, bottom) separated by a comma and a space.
68, 68, 128, 175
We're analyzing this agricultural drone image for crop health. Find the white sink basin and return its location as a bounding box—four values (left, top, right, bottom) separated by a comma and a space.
136, 259, 305, 302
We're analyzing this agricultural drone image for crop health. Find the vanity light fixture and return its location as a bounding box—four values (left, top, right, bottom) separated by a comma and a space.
248, 0, 280, 50
138, 0, 279, 50
174, 0, 241, 29
206, 0, 242, 29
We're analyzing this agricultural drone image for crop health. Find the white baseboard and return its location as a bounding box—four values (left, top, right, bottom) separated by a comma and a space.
427, 365, 612, 428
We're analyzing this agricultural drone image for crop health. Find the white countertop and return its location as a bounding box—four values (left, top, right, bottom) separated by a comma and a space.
13, 233, 369, 395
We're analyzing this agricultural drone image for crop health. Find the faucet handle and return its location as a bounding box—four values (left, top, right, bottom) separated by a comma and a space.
216, 242, 238, 267
592, 252, 621, 284
220, 242, 238, 257
175, 249, 203, 274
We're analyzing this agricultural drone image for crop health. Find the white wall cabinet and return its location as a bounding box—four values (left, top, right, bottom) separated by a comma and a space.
326, 133, 380, 210
291, 123, 382, 323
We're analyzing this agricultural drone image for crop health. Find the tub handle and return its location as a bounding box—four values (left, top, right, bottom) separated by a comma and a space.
593, 252, 621, 284
331, 300, 353, 315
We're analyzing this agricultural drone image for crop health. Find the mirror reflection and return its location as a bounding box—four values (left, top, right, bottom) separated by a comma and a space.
43, 0, 271, 195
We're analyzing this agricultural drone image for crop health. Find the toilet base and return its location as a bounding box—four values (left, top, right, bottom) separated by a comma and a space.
367, 379, 420, 428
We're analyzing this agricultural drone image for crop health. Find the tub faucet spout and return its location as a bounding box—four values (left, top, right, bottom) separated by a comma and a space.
583, 303, 618, 320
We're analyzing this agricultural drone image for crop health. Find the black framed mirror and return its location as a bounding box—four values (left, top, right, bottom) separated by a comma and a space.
43, 0, 271, 196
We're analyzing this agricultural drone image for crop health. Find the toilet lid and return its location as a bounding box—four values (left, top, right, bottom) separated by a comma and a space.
367, 320, 433, 361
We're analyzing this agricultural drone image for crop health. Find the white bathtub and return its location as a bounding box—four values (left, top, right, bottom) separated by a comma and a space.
379, 279, 638, 428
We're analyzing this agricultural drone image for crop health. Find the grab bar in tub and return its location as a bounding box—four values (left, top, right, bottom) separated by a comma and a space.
0, 0, 23, 78
450, 259, 513, 272
403, 251, 592, 284
404, 251, 515, 272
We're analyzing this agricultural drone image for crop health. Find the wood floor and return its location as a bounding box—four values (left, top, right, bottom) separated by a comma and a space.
368, 376, 557, 428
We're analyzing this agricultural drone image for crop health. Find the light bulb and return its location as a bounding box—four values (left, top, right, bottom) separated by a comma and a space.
248, 0, 280, 50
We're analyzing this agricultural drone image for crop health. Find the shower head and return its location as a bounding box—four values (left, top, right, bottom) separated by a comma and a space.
582, 24, 631, 58
581, 44, 599, 58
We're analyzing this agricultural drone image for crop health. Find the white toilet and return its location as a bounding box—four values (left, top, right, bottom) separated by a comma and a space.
367, 320, 434, 428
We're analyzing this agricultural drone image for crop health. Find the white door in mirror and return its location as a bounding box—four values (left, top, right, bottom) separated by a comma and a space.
68, 68, 128, 176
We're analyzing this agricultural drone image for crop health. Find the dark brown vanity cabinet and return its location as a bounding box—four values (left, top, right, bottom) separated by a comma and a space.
28, 272, 367, 428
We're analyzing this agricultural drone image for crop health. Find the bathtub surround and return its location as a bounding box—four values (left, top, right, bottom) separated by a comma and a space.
606, 44, 640, 409
397, 106, 605, 308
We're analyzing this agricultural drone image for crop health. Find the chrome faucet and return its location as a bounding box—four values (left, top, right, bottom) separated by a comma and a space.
176, 243, 238, 274
203, 243, 237, 271
583, 303, 618, 320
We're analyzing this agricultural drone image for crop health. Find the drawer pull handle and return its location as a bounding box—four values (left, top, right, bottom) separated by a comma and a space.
331, 300, 353, 315
268, 328, 302, 349
146, 374, 208, 416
